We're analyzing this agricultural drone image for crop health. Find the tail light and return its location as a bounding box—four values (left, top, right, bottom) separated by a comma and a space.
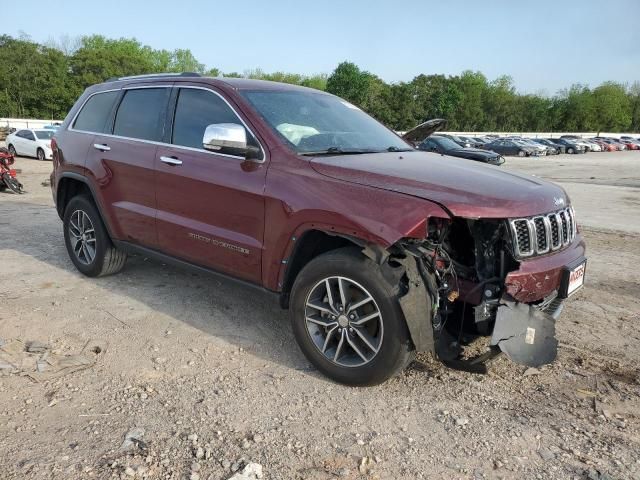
9, 169, 16, 177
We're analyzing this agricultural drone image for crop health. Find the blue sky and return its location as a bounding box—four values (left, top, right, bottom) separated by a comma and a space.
5, 0, 639, 94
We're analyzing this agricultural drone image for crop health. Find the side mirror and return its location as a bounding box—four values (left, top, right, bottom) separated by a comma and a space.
202, 123, 261, 160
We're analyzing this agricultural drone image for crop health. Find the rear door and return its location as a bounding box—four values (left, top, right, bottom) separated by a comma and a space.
154, 85, 268, 284
86, 85, 171, 248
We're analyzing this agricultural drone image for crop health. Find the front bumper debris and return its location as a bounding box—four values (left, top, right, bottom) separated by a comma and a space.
490, 300, 558, 367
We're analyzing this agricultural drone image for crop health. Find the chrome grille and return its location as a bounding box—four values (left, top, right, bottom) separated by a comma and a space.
509, 207, 576, 258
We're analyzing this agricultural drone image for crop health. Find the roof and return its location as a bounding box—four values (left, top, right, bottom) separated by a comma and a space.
99, 73, 323, 94
198, 77, 323, 93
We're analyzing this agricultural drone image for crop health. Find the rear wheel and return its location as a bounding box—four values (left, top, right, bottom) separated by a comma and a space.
63, 196, 127, 277
36, 148, 45, 161
290, 248, 414, 386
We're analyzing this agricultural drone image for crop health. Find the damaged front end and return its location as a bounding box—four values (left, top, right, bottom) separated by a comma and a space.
392, 215, 585, 373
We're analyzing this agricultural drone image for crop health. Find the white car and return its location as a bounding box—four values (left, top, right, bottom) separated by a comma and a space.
579, 139, 602, 152
6, 128, 55, 160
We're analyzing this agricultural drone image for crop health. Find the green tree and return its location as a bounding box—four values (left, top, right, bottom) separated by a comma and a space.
69, 35, 158, 88
326, 62, 373, 107
629, 82, 640, 132
592, 82, 631, 132
451, 71, 487, 131
0, 35, 75, 118
409, 74, 461, 127
554, 84, 596, 131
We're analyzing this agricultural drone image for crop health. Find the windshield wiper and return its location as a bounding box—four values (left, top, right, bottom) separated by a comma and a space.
300, 147, 380, 156
386, 146, 414, 152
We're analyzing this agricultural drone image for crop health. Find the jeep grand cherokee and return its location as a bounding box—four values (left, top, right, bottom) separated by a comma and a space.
50, 73, 586, 386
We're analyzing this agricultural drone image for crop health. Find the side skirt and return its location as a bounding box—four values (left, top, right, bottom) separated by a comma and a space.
113, 240, 279, 300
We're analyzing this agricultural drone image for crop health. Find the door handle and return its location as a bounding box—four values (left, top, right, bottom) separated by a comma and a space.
93, 143, 111, 152
160, 156, 182, 166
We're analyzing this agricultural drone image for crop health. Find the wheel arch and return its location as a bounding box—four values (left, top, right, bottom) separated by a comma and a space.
56, 173, 114, 239
279, 229, 366, 308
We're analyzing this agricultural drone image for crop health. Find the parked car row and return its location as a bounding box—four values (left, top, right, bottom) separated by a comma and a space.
433, 134, 639, 158
402, 119, 640, 165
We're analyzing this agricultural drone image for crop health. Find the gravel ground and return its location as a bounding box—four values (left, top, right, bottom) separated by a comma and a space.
0, 151, 639, 480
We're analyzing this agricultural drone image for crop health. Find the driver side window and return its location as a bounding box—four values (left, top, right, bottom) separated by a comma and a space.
172, 88, 255, 152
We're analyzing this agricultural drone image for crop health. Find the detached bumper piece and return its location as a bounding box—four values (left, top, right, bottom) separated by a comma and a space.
490, 301, 558, 367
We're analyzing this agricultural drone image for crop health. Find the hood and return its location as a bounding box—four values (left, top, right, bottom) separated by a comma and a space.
449, 147, 497, 158
309, 151, 567, 219
401, 119, 447, 143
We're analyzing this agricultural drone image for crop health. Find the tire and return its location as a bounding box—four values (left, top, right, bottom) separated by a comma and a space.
290, 247, 414, 386
567, 147, 574, 154
517, 150, 526, 157
36, 148, 45, 161
63, 195, 127, 277
2, 174, 22, 194
8, 145, 16, 157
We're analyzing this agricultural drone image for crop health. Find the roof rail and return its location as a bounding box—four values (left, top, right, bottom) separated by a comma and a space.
105, 72, 202, 82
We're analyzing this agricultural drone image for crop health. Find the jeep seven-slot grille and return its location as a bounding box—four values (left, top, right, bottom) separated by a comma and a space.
509, 207, 576, 258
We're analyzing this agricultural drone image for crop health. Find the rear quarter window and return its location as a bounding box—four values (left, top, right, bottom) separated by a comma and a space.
73, 91, 119, 133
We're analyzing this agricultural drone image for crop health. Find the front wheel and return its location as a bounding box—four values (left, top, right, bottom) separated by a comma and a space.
517, 150, 526, 157
567, 147, 575, 154
290, 248, 414, 386
8, 145, 17, 157
1, 174, 23, 194
63, 196, 127, 277
36, 148, 45, 161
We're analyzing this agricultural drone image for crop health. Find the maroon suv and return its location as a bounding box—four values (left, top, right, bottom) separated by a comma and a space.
51, 73, 586, 385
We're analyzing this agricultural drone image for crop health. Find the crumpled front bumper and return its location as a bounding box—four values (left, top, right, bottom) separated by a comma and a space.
504, 233, 586, 303
493, 235, 586, 367
490, 301, 559, 367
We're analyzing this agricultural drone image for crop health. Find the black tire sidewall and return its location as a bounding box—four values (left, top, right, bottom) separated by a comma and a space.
290, 249, 411, 386
63, 196, 110, 277
2, 174, 21, 194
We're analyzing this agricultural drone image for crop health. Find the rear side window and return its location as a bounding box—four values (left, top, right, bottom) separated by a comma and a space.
73, 91, 119, 133
113, 88, 170, 142
172, 88, 243, 149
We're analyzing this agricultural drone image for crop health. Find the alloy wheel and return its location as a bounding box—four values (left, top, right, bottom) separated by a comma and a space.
304, 276, 384, 367
37, 149, 45, 161
68, 210, 97, 265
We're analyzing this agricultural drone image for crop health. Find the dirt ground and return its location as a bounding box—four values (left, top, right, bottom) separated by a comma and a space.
1, 151, 639, 480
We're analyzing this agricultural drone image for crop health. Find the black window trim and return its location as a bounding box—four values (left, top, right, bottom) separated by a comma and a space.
165, 85, 265, 162
69, 88, 123, 135
111, 85, 172, 142
68, 84, 266, 163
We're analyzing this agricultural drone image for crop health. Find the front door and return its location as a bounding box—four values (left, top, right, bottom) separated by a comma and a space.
154, 86, 267, 284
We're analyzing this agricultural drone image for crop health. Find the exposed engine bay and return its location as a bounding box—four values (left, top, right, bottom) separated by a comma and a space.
394, 217, 562, 373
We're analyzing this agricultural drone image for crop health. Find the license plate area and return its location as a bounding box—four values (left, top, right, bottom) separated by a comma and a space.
559, 259, 586, 298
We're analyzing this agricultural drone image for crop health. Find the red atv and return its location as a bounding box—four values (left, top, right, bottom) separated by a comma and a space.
0, 146, 24, 193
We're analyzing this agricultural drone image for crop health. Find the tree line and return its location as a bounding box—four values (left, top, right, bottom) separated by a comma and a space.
1, 34, 639, 132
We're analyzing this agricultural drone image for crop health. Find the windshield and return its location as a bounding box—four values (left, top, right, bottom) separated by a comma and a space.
432, 136, 462, 150
34, 130, 54, 140
240, 90, 411, 154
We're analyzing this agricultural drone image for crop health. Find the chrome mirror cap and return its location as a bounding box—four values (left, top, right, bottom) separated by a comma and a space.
203, 123, 248, 152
